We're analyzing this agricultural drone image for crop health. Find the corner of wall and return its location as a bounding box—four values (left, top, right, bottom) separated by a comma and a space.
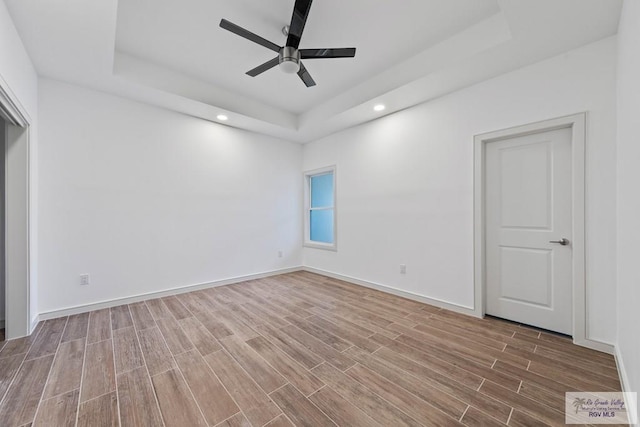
616, 2, 640, 421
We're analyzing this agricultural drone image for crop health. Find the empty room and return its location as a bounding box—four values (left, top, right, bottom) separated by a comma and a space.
0, 0, 638, 426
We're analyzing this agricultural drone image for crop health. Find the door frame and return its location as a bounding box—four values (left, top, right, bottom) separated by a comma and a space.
1, 75, 32, 339
473, 113, 607, 353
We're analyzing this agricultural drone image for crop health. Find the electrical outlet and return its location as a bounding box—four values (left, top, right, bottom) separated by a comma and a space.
80, 274, 90, 286
400, 264, 407, 274
278, 250, 283, 258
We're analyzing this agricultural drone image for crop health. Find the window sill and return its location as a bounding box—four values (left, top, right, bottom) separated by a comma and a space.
304, 242, 337, 252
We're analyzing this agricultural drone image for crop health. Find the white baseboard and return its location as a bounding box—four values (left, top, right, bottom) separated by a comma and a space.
302, 266, 478, 317
573, 337, 615, 355
30, 316, 39, 334
29, 265, 621, 359
37, 266, 304, 321
615, 346, 639, 426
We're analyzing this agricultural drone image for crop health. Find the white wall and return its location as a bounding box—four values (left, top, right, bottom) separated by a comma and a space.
1, 0, 39, 330
0, 120, 5, 325
303, 36, 618, 346
616, 0, 640, 414
37, 79, 302, 314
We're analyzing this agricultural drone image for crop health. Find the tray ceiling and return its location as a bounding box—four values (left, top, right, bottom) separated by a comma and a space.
4, 0, 623, 142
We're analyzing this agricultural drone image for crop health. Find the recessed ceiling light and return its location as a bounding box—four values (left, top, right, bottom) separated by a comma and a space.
217, 114, 229, 121
373, 104, 386, 112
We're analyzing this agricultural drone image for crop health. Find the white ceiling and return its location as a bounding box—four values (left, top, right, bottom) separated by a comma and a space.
115, 0, 499, 114
4, 0, 622, 142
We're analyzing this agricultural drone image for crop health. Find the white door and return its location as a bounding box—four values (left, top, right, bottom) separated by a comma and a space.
485, 127, 572, 335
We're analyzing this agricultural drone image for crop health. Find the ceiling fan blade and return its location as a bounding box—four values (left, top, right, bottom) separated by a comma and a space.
286, 0, 313, 49
246, 57, 279, 77
220, 19, 281, 53
300, 48, 356, 59
297, 62, 316, 87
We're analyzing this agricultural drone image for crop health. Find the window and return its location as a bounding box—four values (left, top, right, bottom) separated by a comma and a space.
305, 166, 336, 250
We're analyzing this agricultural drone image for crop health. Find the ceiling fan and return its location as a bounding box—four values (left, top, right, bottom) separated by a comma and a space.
219, 0, 356, 87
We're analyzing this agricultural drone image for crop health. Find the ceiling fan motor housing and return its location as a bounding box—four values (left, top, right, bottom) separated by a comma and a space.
279, 46, 301, 73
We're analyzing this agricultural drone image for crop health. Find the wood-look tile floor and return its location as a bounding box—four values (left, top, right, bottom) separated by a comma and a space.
0, 272, 625, 427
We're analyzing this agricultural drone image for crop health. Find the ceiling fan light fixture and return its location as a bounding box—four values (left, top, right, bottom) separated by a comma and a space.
279, 60, 300, 74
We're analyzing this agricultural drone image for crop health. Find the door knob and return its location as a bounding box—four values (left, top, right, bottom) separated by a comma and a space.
549, 238, 570, 246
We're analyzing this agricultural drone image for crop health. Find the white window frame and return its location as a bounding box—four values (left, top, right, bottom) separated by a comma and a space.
304, 165, 337, 251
